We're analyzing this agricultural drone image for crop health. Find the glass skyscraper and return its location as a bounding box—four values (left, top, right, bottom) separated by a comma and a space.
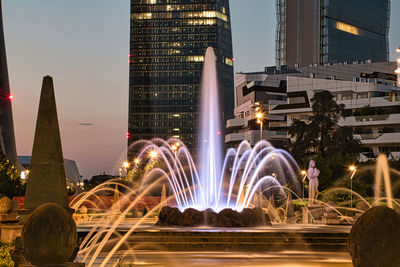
276, 0, 390, 67
128, 0, 234, 158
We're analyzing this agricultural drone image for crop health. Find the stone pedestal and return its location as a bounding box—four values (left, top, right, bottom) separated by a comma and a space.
0, 223, 22, 243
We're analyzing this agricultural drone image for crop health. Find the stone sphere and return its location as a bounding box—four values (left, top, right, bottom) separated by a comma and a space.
0, 197, 12, 214
22, 203, 77, 265
349, 206, 400, 267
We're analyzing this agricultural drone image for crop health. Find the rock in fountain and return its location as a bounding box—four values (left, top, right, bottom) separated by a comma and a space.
23, 76, 70, 215
156, 206, 270, 227
349, 206, 400, 267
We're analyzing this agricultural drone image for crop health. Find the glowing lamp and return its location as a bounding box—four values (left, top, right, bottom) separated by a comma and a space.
171, 144, 178, 152
122, 161, 130, 169
134, 158, 140, 165
349, 165, 356, 172
8, 95, 14, 101
149, 150, 158, 159
300, 170, 306, 175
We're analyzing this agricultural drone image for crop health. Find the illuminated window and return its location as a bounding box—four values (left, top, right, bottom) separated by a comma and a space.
336, 21, 359, 36
225, 57, 233, 66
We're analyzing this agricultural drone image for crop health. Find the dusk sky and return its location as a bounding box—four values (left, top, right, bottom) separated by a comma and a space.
3, 1, 400, 179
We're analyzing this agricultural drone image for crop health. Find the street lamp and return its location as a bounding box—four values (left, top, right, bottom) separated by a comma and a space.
349, 165, 357, 208
255, 108, 264, 141
301, 170, 307, 198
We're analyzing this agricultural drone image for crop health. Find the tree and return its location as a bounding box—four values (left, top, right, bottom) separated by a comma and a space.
288, 90, 360, 159
0, 154, 24, 198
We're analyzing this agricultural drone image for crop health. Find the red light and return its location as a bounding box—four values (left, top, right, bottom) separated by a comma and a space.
128, 60, 131, 63
129, 54, 132, 58
231, 58, 235, 61
126, 132, 131, 139
217, 130, 222, 135
8, 95, 14, 101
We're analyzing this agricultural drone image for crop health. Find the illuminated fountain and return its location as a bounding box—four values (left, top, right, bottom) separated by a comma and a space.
130, 47, 300, 213
72, 48, 400, 266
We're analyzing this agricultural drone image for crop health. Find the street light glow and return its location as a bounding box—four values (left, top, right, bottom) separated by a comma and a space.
300, 170, 306, 175
122, 161, 130, 169
134, 158, 140, 165
171, 144, 178, 152
256, 111, 263, 122
149, 150, 158, 159
349, 165, 356, 172
397, 47, 400, 53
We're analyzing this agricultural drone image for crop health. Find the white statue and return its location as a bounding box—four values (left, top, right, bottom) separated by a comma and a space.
307, 160, 320, 205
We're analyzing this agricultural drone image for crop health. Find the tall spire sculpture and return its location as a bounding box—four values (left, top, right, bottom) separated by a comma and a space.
0, 0, 21, 169
24, 76, 69, 212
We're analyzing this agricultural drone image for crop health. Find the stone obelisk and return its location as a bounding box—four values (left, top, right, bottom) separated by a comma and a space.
0, 0, 22, 170
24, 76, 69, 213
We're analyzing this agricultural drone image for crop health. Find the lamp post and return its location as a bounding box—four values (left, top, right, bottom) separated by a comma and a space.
255, 107, 264, 141
349, 165, 357, 208
396, 47, 400, 87
301, 170, 307, 198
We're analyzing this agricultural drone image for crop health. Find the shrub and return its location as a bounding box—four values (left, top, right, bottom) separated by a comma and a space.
0, 241, 14, 267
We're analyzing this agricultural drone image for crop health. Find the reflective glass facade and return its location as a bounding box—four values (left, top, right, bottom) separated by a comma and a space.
321, 0, 390, 64
276, 0, 390, 67
128, 0, 234, 158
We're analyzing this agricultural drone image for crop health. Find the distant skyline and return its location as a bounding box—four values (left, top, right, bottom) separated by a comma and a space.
3, 0, 400, 179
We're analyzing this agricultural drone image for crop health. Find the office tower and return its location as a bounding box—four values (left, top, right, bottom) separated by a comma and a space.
0, 0, 20, 168
128, 0, 234, 158
276, 0, 390, 67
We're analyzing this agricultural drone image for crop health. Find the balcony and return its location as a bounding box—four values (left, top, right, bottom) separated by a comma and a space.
341, 114, 400, 127
355, 132, 400, 145
225, 133, 244, 143
226, 118, 246, 129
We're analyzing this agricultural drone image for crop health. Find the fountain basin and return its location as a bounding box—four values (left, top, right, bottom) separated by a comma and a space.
77, 224, 350, 253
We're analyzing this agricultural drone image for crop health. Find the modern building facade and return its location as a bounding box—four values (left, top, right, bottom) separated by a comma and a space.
225, 70, 294, 148
276, 0, 390, 68
228, 61, 400, 160
0, 0, 21, 169
128, 0, 234, 158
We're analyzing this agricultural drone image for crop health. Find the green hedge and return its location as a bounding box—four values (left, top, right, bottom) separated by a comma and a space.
0, 241, 14, 267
